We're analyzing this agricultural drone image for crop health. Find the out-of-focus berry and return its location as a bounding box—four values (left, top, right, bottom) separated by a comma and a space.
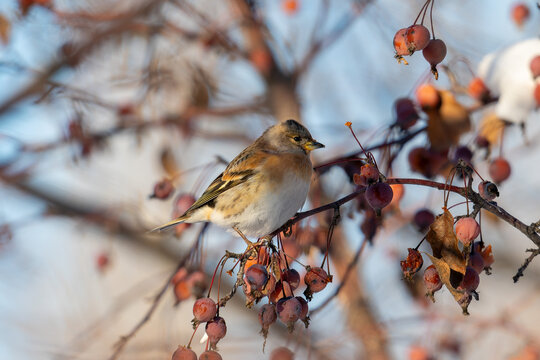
395, 97, 419, 129
416, 84, 440, 109
530, 56, 540, 78
96, 252, 110, 272
453, 146, 473, 164
468, 252, 485, 274
455, 217, 480, 246
282, 0, 299, 15
270, 347, 294, 360
151, 178, 175, 199
468, 77, 491, 103
172, 193, 196, 235
488, 157, 511, 184
413, 209, 435, 232
511, 3, 530, 27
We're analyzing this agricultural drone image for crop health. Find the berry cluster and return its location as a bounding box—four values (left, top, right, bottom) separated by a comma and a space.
393, 0, 447, 79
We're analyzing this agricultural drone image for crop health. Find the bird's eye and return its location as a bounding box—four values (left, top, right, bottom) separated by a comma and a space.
293, 136, 301, 142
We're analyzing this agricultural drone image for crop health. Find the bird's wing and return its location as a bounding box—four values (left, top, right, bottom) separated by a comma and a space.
184, 146, 265, 214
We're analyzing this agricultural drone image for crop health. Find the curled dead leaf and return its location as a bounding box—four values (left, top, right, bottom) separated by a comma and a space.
426, 208, 466, 275
426, 254, 470, 315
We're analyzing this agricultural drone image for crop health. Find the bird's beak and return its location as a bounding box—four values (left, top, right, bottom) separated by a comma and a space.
303, 139, 325, 151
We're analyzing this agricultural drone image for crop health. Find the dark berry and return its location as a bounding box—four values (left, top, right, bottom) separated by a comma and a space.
365, 182, 394, 211
413, 209, 435, 232
198, 350, 222, 360
281, 268, 300, 290
276, 296, 302, 330
459, 267, 480, 292
205, 317, 227, 349
245, 264, 269, 291
395, 97, 419, 130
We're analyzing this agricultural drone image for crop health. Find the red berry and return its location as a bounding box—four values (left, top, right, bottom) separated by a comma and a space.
365, 182, 394, 210
282, 0, 299, 15
459, 266, 480, 292
192, 298, 217, 323
171, 268, 189, 285
270, 347, 294, 360
455, 217, 480, 246
281, 268, 300, 290
468, 77, 490, 102
172, 346, 197, 360
422, 39, 447, 66
413, 209, 435, 232
205, 316, 227, 349
198, 350, 222, 360
488, 157, 511, 183
96, 252, 110, 271
401, 248, 424, 280
245, 264, 269, 291
511, 3, 530, 27
534, 84, 540, 107
478, 181, 499, 201
304, 267, 329, 293
360, 163, 379, 183
258, 303, 277, 329
250, 48, 273, 75
415, 84, 440, 109
405, 24, 431, 52
468, 252, 485, 274
152, 178, 175, 199
276, 296, 302, 328
408, 345, 431, 360
393, 28, 410, 56
423, 265, 442, 293
530, 56, 540, 78
395, 97, 419, 129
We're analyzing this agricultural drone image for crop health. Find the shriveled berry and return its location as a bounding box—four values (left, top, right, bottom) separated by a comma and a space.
424, 265, 442, 293
488, 157, 511, 183
422, 39, 447, 66
468, 77, 490, 102
258, 303, 277, 329
245, 264, 269, 291
296, 296, 309, 320
304, 267, 330, 293
393, 28, 410, 56
459, 266, 480, 292
276, 296, 302, 329
415, 83, 440, 109
511, 3, 530, 27
413, 208, 435, 232
530, 56, 540, 78
394, 97, 419, 129
360, 163, 379, 183
270, 347, 294, 360
205, 316, 227, 349
401, 248, 424, 280
192, 298, 217, 323
405, 24, 430, 52
172, 346, 197, 360
281, 268, 300, 290
198, 350, 222, 360
455, 217, 480, 246
478, 181, 499, 200
152, 178, 174, 199
468, 252, 485, 274
365, 182, 394, 211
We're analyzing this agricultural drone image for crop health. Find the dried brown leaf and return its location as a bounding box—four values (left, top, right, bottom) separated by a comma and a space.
426, 208, 466, 275
160, 148, 179, 178
479, 112, 505, 146
426, 254, 470, 315
426, 91, 471, 151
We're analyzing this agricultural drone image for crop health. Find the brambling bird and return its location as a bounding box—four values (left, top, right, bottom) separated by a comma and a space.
152, 119, 324, 241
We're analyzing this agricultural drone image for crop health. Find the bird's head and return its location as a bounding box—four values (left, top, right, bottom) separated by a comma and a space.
264, 119, 325, 154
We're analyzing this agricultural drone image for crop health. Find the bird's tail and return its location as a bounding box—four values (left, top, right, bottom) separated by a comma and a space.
149, 215, 189, 233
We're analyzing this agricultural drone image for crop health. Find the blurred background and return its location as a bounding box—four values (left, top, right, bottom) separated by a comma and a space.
1, 0, 540, 359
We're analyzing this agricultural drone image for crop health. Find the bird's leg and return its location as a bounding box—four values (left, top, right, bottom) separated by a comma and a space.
233, 226, 254, 247
257, 235, 277, 252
